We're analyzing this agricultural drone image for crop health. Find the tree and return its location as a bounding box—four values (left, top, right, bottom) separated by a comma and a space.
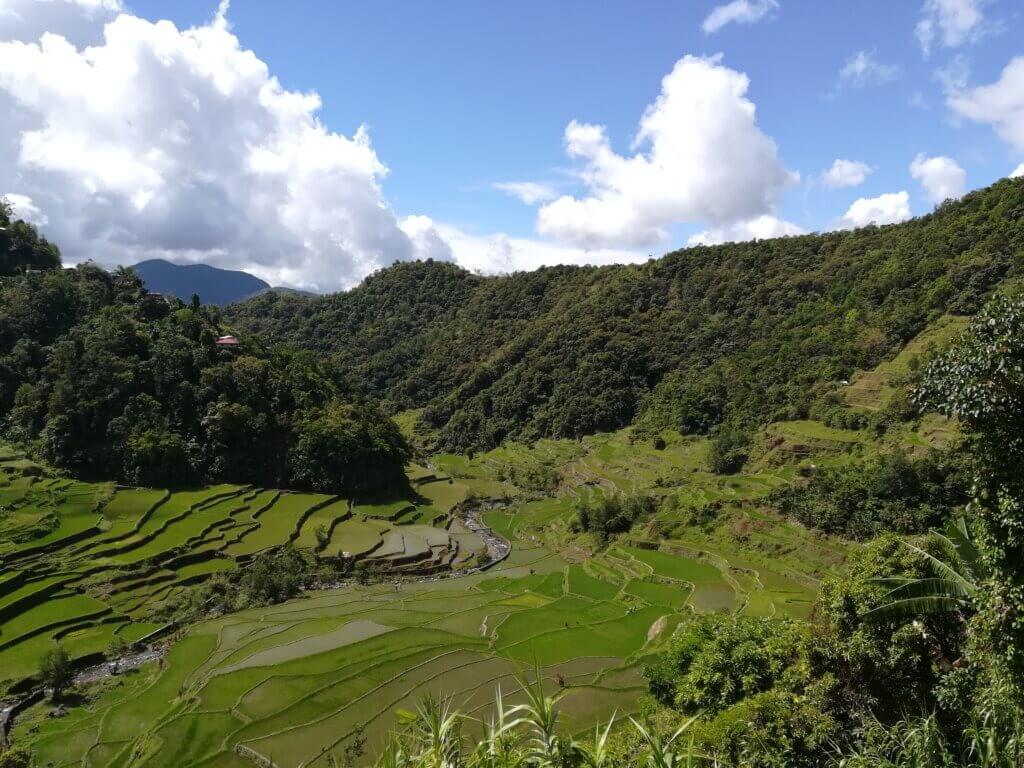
0, 198, 61, 276
39, 644, 73, 701
0, 264, 410, 495
918, 294, 1024, 686
864, 518, 983, 624
708, 424, 749, 475
239, 547, 307, 605
287, 400, 410, 493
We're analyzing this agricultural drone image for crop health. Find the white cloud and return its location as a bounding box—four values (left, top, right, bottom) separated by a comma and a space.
399, 215, 454, 262
536, 54, 796, 250
820, 158, 872, 188
909, 153, 966, 203
838, 50, 898, 89
3, 192, 47, 225
493, 181, 557, 205
702, 0, 778, 35
1010, 163, 1024, 179
436, 224, 647, 275
947, 56, 1024, 154
0, 0, 121, 47
840, 191, 912, 229
935, 55, 971, 93
0, 1, 452, 291
687, 214, 803, 246
916, 0, 987, 56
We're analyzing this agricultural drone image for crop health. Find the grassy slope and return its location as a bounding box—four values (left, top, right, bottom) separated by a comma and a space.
6, 309, 970, 765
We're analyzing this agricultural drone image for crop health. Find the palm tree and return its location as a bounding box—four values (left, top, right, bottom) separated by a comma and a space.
863, 517, 984, 623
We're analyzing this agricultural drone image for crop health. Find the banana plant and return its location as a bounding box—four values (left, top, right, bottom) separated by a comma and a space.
863, 517, 985, 623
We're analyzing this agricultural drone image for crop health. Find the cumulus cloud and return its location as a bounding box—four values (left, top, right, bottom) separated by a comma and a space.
838, 51, 898, 89
820, 158, 872, 188
702, 0, 778, 35
687, 214, 803, 246
0, 0, 121, 47
0, 1, 451, 291
909, 153, 966, 203
916, 0, 988, 56
3, 192, 47, 225
435, 224, 647, 275
536, 54, 796, 250
840, 191, 912, 229
1011, 163, 1024, 179
493, 181, 557, 205
947, 56, 1024, 154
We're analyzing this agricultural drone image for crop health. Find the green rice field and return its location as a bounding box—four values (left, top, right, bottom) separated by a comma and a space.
6, 331, 957, 766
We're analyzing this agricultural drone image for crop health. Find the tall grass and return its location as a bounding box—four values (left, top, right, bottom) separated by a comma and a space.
373, 677, 1022, 768
836, 681, 1023, 768
373, 674, 707, 768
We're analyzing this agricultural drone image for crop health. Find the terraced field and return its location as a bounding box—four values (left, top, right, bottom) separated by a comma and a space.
4, 324, 970, 765
0, 455, 486, 693
12, 541, 673, 767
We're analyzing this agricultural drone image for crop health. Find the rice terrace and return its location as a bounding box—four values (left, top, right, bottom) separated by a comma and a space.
3, 2, 1024, 765
1, 355, 960, 766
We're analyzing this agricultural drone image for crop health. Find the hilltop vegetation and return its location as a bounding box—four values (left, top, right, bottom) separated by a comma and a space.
0, 263, 408, 493
226, 179, 1024, 452
0, 200, 61, 278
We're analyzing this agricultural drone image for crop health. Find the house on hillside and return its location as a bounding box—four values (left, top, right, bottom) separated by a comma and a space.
215, 335, 240, 348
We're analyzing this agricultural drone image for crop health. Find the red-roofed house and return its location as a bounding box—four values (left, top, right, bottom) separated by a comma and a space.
215, 335, 240, 348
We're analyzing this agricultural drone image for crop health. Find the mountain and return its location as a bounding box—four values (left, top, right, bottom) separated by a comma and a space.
131, 258, 270, 305
224, 177, 1024, 452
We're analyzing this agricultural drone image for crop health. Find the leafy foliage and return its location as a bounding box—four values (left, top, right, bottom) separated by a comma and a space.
0, 264, 409, 493
644, 614, 803, 716
0, 200, 60, 277
0, 745, 31, 768
775, 450, 971, 539
376, 684, 703, 768
918, 293, 1024, 685
706, 425, 750, 475
575, 492, 659, 542
38, 644, 73, 701
226, 180, 1024, 451
863, 518, 984, 623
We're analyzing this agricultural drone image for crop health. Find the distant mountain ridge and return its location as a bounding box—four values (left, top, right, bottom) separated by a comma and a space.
131, 258, 272, 306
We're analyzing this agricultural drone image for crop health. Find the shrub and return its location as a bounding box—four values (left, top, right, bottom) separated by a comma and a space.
775, 449, 971, 539
708, 425, 750, 475
39, 645, 73, 701
575, 492, 658, 542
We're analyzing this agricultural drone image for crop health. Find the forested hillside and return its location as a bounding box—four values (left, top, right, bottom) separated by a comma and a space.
0, 259, 408, 493
226, 178, 1024, 452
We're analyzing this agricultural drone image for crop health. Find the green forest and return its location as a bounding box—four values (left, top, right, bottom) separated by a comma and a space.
225, 179, 1024, 453
1, 181, 1023, 768
0, 202, 409, 495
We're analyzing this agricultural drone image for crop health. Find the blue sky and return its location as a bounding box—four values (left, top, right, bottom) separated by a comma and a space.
1, 0, 1022, 289
130, 0, 1022, 235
